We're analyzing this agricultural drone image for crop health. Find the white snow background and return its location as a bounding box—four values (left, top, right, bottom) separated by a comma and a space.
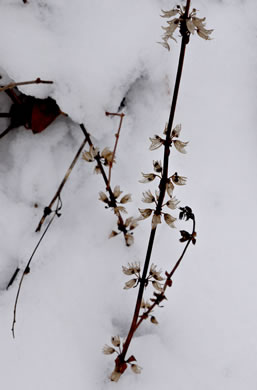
0, 0, 256, 389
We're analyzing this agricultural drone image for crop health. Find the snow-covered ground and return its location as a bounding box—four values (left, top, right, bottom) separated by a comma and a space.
0, 0, 256, 389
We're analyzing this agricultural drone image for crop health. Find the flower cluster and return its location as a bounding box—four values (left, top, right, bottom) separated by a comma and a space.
158, 5, 213, 51
82, 146, 115, 173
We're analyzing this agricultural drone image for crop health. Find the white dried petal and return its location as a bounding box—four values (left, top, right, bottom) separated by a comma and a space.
152, 280, 164, 292
101, 147, 113, 162
152, 213, 162, 229
139, 173, 157, 183
103, 345, 115, 355
111, 336, 120, 347
114, 206, 127, 214
110, 370, 122, 382
192, 16, 206, 28
125, 233, 134, 247
164, 213, 176, 228
124, 279, 137, 290
82, 150, 94, 162
155, 189, 160, 201
99, 191, 109, 203
120, 194, 132, 204
157, 41, 170, 51
186, 19, 195, 34
131, 364, 142, 374
113, 185, 122, 199
166, 180, 174, 197
171, 124, 182, 138
173, 140, 189, 154
161, 9, 179, 18
150, 316, 159, 325
171, 173, 187, 185
166, 196, 180, 209
149, 135, 164, 150
163, 123, 168, 135
197, 29, 212, 40
142, 190, 155, 204
129, 219, 138, 230
150, 264, 164, 281
138, 208, 153, 219
199, 27, 213, 35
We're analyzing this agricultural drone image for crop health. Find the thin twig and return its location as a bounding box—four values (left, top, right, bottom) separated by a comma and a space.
35, 136, 88, 232
12, 197, 62, 338
114, 0, 191, 371
0, 78, 53, 93
105, 112, 125, 189
0, 125, 12, 139
80, 123, 129, 241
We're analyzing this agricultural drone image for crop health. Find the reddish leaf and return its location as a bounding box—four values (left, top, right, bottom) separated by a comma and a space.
30, 97, 61, 133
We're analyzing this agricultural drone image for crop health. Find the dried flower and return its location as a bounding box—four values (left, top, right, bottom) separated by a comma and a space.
113, 185, 123, 199
111, 336, 121, 347
179, 206, 194, 221
150, 264, 164, 281
101, 147, 114, 164
179, 230, 191, 243
114, 206, 127, 214
166, 196, 180, 210
82, 145, 98, 162
102, 345, 115, 355
164, 213, 176, 228
171, 172, 187, 186
152, 213, 162, 229
141, 299, 151, 309
110, 370, 122, 382
122, 262, 140, 275
125, 233, 134, 247
109, 230, 118, 238
131, 364, 142, 374
150, 316, 159, 325
149, 135, 165, 150
138, 208, 153, 219
166, 180, 174, 196
153, 160, 162, 173
99, 191, 109, 204
173, 140, 188, 154
152, 280, 163, 292
120, 194, 132, 204
124, 279, 137, 290
171, 124, 182, 138
142, 190, 155, 204
160, 8, 179, 18
128, 219, 138, 230
139, 173, 157, 183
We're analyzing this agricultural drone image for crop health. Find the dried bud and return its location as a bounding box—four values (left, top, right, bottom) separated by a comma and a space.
142, 190, 155, 204
113, 185, 123, 199
149, 135, 165, 150
166, 196, 180, 209
124, 279, 137, 289
131, 364, 142, 374
111, 336, 121, 347
102, 345, 115, 355
152, 213, 162, 229
139, 173, 157, 183
173, 140, 188, 154
150, 316, 159, 325
179, 230, 191, 243
120, 194, 132, 204
153, 160, 162, 173
171, 172, 187, 185
138, 208, 153, 219
164, 213, 176, 228
171, 124, 181, 138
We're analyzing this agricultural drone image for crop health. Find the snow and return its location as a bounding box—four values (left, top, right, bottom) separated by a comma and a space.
0, 0, 257, 389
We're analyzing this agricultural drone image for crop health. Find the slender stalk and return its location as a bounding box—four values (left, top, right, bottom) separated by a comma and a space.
115, 0, 191, 369
105, 112, 125, 189
80, 124, 128, 238
35, 135, 88, 232
12, 198, 61, 338
0, 78, 53, 93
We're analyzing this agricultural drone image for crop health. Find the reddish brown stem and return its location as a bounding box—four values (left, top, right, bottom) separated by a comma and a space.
115, 0, 191, 370
0, 78, 53, 93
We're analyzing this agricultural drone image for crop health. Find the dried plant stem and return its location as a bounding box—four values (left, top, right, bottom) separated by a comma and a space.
115, 0, 191, 369
80, 123, 128, 238
12, 199, 61, 338
0, 78, 53, 93
105, 112, 125, 189
35, 136, 88, 232
0, 125, 12, 139
135, 217, 196, 331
